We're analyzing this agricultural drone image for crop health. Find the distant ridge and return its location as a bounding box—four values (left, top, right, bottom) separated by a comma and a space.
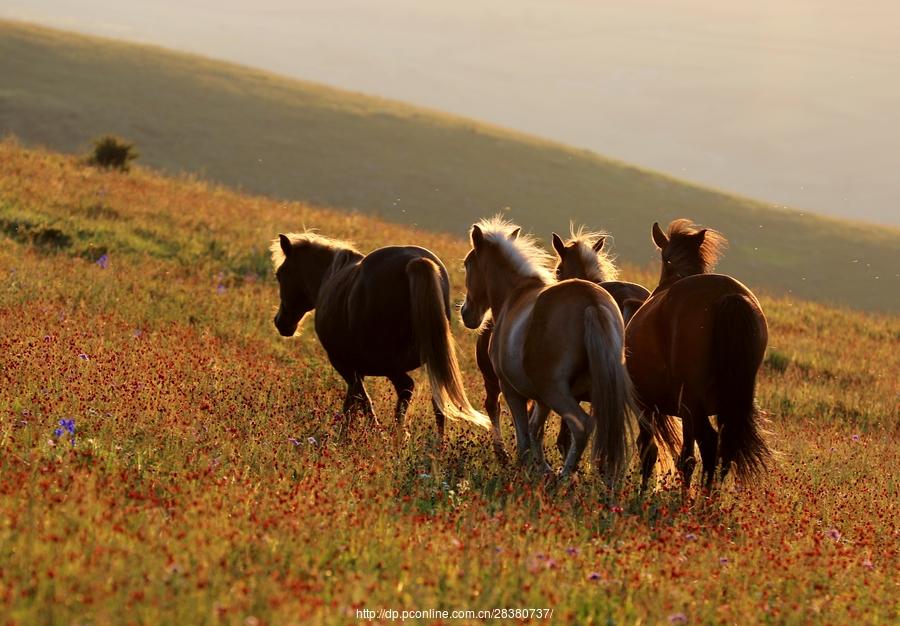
1, 19, 897, 311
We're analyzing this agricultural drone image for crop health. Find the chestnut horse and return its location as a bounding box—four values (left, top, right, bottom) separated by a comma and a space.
626, 219, 770, 491
271, 232, 490, 435
460, 218, 633, 486
475, 228, 651, 463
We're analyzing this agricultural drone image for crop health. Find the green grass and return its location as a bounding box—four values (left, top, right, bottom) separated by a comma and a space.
1, 142, 898, 625
1, 19, 898, 313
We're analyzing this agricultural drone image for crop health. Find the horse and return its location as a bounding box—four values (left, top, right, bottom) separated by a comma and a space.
460, 217, 634, 487
271, 232, 490, 436
626, 219, 770, 492
475, 227, 651, 463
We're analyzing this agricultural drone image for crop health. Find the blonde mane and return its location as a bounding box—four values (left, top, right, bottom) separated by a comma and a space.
269, 231, 360, 271
475, 215, 555, 284
566, 224, 619, 282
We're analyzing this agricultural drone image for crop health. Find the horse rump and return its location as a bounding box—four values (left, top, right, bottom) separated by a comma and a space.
406, 257, 490, 429
713, 293, 770, 481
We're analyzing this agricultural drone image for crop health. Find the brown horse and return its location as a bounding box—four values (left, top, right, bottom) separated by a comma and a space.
271, 232, 490, 435
460, 218, 633, 486
475, 228, 651, 462
626, 219, 770, 491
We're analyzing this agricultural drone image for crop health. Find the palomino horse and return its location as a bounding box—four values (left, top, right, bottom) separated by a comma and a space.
460, 218, 633, 486
475, 228, 650, 463
271, 232, 490, 435
626, 219, 770, 491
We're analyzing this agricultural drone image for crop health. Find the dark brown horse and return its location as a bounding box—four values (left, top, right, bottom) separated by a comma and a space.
626, 219, 770, 491
475, 228, 651, 462
271, 232, 490, 435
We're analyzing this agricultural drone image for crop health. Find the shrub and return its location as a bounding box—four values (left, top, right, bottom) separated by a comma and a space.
88, 135, 138, 171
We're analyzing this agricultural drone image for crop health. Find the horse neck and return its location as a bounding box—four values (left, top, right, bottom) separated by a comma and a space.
305, 247, 361, 304
485, 267, 546, 315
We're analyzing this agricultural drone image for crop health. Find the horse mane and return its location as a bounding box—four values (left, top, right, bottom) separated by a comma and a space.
566, 224, 619, 282
666, 219, 728, 274
269, 231, 360, 271
475, 215, 555, 284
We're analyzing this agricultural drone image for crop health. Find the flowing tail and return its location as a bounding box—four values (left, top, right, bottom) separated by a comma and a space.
407, 258, 491, 429
713, 293, 770, 481
586, 305, 635, 488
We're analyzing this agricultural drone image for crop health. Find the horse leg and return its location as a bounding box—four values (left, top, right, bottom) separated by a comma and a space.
499, 381, 532, 464
484, 375, 508, 464
555, 419, 571, 461
388, 372, 415, 427
636, 410, 659, 492
543, 390, 594, 479
337, 368, 376, 424
677, 410, 697, 495
695, 414, 719, 492
431, 399, 446, 442
528, 402, 553, 475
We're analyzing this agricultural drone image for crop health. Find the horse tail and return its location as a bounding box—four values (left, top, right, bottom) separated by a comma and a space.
651, 411, 682, 472
713, 293, 770, 482
406, 257, 491, 429
585, 304, 635, 488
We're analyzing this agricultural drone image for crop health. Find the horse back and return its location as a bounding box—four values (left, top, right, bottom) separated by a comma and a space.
600, 280, 651, 324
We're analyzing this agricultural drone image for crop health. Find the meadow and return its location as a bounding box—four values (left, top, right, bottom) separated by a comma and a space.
2, 20, 899, 314
1, 141, 898, 625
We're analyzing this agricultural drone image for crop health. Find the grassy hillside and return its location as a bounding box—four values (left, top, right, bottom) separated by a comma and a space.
1, 142, 898, 624
1, 20, 898, 313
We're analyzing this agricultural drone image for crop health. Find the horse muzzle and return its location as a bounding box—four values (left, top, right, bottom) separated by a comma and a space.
273, 311, 299, 337
460, 301, 484, 330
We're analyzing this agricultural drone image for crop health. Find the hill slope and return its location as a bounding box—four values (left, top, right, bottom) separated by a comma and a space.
1, 20, 898, 312
1, 142, 898, 624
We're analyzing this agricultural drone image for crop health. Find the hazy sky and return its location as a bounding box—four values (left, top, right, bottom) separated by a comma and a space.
3, 0, 899, 226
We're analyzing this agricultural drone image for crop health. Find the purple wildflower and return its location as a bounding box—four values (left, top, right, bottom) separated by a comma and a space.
78, 353, 90, 361
851, 434, 860, 442
288, 437, 302, 447
587, 572, 601, 581
96, 254, 109, 269
668, 613, 687, 624
566, 546, 578, 556
216, 284, 226, 295
827, 528, 841, 541
52, 419, 76, 446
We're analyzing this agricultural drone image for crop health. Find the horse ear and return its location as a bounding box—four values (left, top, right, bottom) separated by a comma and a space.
592, 236, 606, 253
551, 232, 566, 257
651, 222, 668, 249
695, 229, 707, 245
471, 225, 485, 250
279, 234, 292, 257
508, 227, 521, 241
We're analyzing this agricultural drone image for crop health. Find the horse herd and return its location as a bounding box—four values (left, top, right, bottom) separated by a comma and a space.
271, 217, 770, 494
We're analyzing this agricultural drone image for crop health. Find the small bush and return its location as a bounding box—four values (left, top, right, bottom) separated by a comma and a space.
88, 135, 138, 171
0, 217, 72, 250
